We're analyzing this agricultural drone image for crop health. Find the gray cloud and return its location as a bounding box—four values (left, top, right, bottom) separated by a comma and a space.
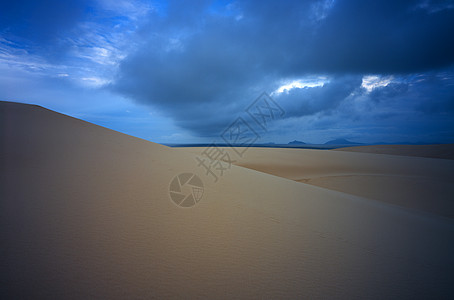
3, 0, 453, 143
111, 0, 454, 139
369, 83, 409, 102
275, 76, 363, 118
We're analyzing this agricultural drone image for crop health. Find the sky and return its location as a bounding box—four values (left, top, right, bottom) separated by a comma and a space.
1, 0, 454, 144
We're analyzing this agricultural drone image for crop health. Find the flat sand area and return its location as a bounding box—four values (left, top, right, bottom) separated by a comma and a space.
1, 101, 454, 299
336, 144, 454, 160
180, 146, 454, 218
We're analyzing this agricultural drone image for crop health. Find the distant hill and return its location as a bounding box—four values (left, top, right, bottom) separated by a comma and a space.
324, 138, 361, 145
288, 140, 306, 145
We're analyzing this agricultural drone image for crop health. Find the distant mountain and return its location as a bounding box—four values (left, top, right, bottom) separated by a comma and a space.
288, 140, 306, 145
324, 139, 362, 145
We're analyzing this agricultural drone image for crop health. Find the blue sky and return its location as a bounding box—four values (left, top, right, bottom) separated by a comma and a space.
1, 0, 454, 144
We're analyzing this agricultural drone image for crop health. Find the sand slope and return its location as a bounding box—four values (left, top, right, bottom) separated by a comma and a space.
1, 101, 454, 299
180, 147, 454, 218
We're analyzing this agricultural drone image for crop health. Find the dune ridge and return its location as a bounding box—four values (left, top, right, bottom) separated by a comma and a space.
179, 146, 454, 218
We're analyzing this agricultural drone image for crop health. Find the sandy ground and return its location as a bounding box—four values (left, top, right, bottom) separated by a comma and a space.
336, 144, 454, 160
1, 101, 454, 299
180, 146, 454, 218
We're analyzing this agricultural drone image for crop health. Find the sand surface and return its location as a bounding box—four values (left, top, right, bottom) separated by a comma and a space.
1, 101, 454, 299
336, 144, 454, 160
180, 146, 454, 218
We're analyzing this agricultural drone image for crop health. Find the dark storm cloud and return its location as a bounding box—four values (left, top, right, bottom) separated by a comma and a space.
412, 73, 454, 114
274, 76, 363, 117
112, 0, 454, 138
369, 83, 409, 102
268, 70, 454, 143
2, 0, 452, 142
304, 0, 454, 73
354, 71, 454, 141
365, 71, 454, 114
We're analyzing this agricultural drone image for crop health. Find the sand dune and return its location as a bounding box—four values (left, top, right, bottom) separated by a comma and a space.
336, 144, 454, 160
180, 147, 454, 218
1, 101, 454, 299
